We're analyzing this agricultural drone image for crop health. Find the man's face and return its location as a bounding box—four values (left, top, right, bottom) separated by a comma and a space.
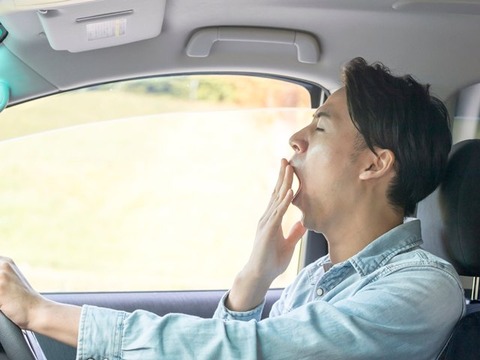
289, 87, 369, 233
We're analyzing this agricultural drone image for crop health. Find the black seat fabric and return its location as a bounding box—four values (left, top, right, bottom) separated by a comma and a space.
416, 139, 480, 360
438, 311, 480, 360
417, 139, 480, 276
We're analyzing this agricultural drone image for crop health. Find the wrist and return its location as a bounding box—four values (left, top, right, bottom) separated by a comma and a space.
27, 297, 57, 333
226, 269, 272, 312
239, 264, 277, 289
28, 299, 81, 347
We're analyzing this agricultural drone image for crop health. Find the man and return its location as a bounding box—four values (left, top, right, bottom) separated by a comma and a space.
0, 58, 465, 359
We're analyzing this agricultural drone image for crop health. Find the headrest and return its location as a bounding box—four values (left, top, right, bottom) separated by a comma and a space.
417, 139, 480, 277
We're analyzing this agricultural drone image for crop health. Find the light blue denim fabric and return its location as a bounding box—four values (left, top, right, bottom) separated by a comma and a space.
76, 219, 465, 360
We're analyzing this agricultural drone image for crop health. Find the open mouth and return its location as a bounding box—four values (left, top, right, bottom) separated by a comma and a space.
292, 170, 302, 200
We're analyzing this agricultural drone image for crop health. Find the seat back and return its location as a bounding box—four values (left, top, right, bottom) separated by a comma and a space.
438, 305, 480, 360
416, 139, 480, 359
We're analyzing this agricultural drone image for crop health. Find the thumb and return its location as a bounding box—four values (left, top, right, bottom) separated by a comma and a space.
286, 221, 306, 246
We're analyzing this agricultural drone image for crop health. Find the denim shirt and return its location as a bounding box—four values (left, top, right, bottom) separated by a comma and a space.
76, 220, 465, 360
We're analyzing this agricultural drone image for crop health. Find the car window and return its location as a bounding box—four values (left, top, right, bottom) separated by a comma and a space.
0, 75, 316, 292
452, 82, 480, 143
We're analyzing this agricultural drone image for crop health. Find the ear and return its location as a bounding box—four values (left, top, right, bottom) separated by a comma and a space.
359, 148, 395, 180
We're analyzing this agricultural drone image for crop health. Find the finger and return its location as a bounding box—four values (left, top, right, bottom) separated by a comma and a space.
0, 258, 33, 291
267, 188, 294, 229
11, 264, 33, 290
0, 257, 14, 265
267, 164, 294, 219
273, 159, 289, 195
262, 159, 288, 218
277, 164, 294, 200
262, 167, 294, 224
0, 257, 15, 278
269, 159, 288, 207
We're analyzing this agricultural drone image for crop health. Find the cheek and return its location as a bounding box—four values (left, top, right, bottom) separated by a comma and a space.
303, 144, 338, 181
306, 143, 334, 165
303, 146, 355, 195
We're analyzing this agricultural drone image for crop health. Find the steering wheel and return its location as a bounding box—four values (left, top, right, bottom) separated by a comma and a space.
0, 312, 36, 360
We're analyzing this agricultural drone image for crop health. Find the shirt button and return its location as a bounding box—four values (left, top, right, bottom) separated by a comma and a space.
316, 288, 324, 296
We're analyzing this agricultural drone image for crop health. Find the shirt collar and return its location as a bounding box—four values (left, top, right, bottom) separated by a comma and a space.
348, 219, 423, 277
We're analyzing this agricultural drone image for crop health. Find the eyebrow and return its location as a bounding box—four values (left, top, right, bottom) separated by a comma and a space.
313, 110, 332, 121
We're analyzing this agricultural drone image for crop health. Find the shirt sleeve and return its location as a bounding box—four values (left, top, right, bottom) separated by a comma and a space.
212, 291, 265, 321
76, 268, 464, 360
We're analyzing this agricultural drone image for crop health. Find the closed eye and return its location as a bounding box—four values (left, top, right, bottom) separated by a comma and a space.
316, 127, 325, 132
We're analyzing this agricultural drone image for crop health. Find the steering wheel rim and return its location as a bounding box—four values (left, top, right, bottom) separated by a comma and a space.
0, 311, 36, 360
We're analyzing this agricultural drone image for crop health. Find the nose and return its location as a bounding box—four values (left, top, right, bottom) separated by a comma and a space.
289, 127, 308, 153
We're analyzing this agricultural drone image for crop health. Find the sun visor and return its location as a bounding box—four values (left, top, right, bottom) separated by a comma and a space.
0, 80, 10, 112
35, 0, 165, 52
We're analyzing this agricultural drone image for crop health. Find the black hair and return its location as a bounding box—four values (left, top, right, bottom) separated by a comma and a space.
343, 57, 452, 216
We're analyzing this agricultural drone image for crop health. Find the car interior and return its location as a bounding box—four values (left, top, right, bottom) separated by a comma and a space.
0, 0, 479, 359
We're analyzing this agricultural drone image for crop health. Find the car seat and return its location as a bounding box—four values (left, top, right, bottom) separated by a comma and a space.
416, 139, 480, 360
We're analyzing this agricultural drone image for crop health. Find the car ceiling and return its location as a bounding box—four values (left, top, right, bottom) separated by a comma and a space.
0, 0, 480, 105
